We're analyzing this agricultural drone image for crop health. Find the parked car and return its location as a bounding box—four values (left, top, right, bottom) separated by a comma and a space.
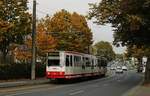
116, 66, 123, 73
137, 66, 143, 73
122, 66, 128, 71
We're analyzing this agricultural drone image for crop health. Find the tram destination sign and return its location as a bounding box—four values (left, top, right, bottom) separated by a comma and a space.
48, 52, 59, 56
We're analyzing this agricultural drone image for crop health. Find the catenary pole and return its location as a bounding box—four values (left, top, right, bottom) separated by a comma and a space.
31, 0, 36, 80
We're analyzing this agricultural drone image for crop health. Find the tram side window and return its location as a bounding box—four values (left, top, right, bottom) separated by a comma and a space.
86, 58, 90, 67
98, 59, 101, 67
82, 57, 85, 69
74, 56, 78, 67
95, 60, 98, 67
74, 56, 81, 67
82, 57, 85, 65
78, 56, 81, 67
70, 55, 72, 66
66, 55, 69, 66
91, 59, 94, 69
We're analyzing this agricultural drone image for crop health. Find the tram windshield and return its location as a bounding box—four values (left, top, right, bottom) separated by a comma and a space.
48, 59, 60, 66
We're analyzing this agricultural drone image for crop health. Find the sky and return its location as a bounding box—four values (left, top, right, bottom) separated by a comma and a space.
28, 0, 126, 54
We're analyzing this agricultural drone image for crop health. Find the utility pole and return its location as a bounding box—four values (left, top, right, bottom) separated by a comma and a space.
31, 0, 36, 80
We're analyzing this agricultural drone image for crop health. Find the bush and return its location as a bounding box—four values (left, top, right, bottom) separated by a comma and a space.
0, 63, 46, 80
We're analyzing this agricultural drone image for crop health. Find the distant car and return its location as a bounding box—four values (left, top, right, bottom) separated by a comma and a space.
116, 66, 123, 73
110, 66, 116, 70
122, 66, 128, 71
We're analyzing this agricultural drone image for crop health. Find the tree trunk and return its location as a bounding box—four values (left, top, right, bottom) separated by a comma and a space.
144, 57, 150, 84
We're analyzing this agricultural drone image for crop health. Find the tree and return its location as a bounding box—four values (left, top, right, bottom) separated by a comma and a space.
40, 9, 93, 53
15, 22, 57, 62
125, 45, 144, 72
88, 0, 150, 83
36, 23, 57, 54
14, 45, 32, 63
116, 54, 123, 61
125, 45, 150, 72
93, 41, 116, 61
126, 45, 144, 59
16, 9, 93, 64
0, 0, 32, 64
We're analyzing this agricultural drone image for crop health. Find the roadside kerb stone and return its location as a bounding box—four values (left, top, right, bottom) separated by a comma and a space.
0, 79, 49, 88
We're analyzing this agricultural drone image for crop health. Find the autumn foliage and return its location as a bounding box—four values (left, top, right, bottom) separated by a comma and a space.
0, 0, 32, 64
15, 9, 92, 61
41, 10, 93, 53
15, 24, 57, 61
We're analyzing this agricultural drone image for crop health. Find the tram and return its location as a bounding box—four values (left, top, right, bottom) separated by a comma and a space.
46, 51, 107, 79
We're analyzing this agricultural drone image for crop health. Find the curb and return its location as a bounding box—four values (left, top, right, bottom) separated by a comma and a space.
0, 79, 49, 88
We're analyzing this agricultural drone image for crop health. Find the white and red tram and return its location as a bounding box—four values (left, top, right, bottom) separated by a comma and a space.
46, 51, 107, 79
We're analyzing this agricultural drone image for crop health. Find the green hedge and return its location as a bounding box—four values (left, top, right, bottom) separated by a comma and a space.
0, 63, 46, 80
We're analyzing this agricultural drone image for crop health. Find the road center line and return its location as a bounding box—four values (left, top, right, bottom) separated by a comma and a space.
103, 83, 109, 86
69, 90, 84, 96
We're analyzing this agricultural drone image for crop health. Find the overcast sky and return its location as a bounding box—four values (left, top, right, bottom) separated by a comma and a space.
28, 0, 126, 54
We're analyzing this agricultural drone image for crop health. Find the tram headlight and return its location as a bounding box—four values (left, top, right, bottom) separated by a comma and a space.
47, 72, 50, 75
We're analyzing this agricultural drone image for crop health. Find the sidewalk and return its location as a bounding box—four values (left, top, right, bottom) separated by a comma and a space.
123, 82, 150, 96
0, 78, 49, 88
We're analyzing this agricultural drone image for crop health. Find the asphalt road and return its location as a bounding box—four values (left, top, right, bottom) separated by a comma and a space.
0, 70, 143, 96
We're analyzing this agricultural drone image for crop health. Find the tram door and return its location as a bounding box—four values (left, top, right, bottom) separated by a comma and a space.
65, 55, 73, 75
